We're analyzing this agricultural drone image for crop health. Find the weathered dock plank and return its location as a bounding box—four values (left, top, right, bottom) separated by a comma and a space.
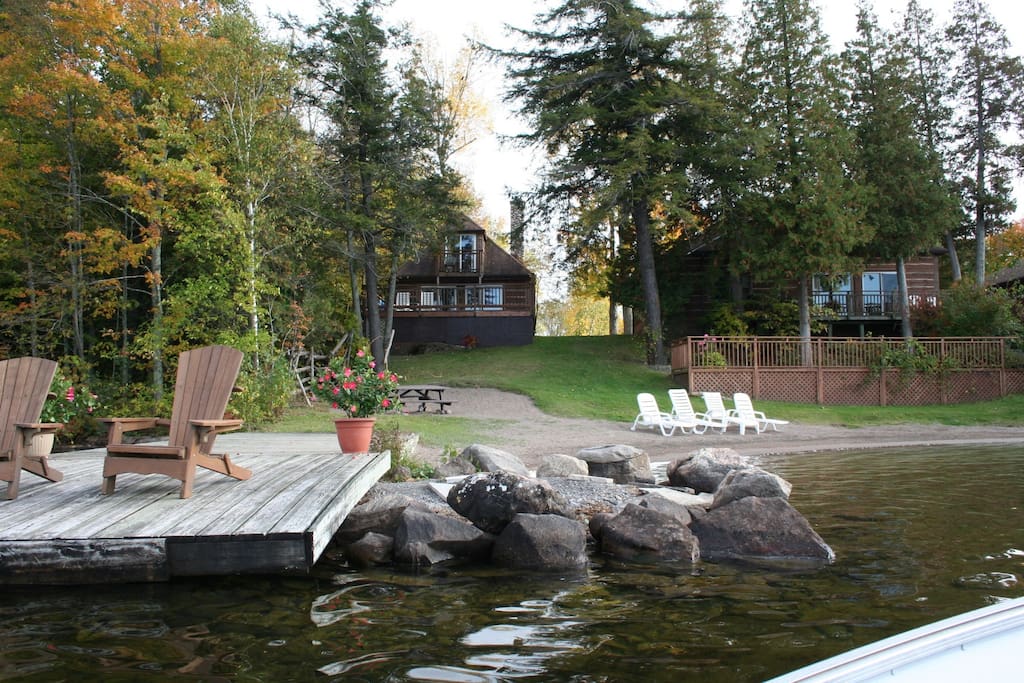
0, 434, 389, 584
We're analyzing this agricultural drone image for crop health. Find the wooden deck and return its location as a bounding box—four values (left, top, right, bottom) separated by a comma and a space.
0, 433, 390, 585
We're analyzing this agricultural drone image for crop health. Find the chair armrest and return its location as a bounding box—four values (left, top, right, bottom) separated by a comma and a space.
99, 417, 165, 446
189, 418, 244, 446
14, 422, 63, 448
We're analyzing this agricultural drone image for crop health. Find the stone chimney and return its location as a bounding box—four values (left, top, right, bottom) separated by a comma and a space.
509, 195, 525, 260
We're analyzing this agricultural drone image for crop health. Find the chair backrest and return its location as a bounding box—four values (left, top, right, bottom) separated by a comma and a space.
166, 345, 243, 447
0, 357, 58, 455
701, 391, 728, 418
732, 392, 756, 418
636, 392, 661, 417
668, 389, 696, 420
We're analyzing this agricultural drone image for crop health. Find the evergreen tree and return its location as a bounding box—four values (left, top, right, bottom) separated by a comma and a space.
899, 0, 962, 282
946, 0, 1024, 284
500, 0, 719, 365
845, 1, 957, 337
734, 0, 871, 348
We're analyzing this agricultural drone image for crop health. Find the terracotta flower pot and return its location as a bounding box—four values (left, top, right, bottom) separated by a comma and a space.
333, 417, 375, 454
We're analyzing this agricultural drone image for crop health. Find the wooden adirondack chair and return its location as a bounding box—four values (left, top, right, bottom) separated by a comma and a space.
101, 345, 251, 498
0, 357, 64, 500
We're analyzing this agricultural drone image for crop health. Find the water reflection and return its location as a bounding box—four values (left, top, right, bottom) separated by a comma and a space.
1, 445, 1022, 681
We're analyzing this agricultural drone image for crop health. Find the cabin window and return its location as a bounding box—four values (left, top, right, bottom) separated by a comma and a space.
463, 285, 503, 311
862, 271, 897, 314
395, 291, 411, 308
421, 287, 456, 309
443, 233, 479, 272
812, 275, 851, 315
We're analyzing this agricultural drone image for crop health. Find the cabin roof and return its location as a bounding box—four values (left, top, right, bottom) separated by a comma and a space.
396, 215, 534, 280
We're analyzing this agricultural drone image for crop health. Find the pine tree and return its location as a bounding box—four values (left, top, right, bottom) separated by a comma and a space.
734, 0, 871, 348
845, 1, 957, 337
500, 0, 717, 365
946, 0, 1024, 284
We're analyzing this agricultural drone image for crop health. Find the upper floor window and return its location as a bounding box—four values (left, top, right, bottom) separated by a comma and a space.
443, 233, 479, 272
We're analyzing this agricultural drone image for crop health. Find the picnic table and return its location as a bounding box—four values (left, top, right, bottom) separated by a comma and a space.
398, 385, 453, 413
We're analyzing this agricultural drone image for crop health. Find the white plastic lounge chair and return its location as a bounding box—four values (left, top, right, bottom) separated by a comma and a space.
699, 391, 732, 432
631, 392, 680, 436
667, 389, 715, 434
729, 392, 789, 435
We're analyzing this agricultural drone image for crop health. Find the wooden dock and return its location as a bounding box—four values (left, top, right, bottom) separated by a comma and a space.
0, 433, 389, 585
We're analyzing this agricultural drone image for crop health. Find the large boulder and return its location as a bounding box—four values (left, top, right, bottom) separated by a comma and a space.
446, 471, 573, 534
690, 496, 835, 563
434, 456, 478, 479
667, 448, 750, 493
576, 445, 654, 484
599, 502, 700, 563
536, 453, 589, 479
634, 493, 694, 527
710, 468, 792, 510
336, 493, 428, 543
346, 532, 394, 567
460, 444, 531, 476
491, 513, 588, 571
393, 508, 494, 566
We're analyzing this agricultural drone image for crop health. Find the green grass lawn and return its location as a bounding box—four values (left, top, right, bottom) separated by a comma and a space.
267, 335, 1024, 441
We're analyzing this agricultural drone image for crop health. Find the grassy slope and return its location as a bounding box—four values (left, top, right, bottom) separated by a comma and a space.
268, 336, 1024, 434
390, 335, 1024, 427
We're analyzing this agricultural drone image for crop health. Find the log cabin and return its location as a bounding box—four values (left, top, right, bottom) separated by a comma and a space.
391, 216, 536, 350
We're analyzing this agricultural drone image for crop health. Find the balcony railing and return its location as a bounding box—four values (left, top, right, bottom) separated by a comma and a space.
813, 293, 938, 318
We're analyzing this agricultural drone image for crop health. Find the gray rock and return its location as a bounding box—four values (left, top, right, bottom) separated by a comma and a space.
588, 511, 615, 542
667, 448, 751, 493
599, 502, 700, 563
346, 532, 394, 567
536, 453, 589, 479
690, 496, 835, 563
576, 445, 654, 484
710, 468, 792, 510
434, 456, 478, 479
336, 494, 428, 543
491, 513, 588, 571
393, 508, 494, 566
447, 471, 573, 534
460, 444, 530, 476
635, 493, 693, 526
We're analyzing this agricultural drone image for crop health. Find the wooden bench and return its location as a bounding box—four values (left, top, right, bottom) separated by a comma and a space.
410, 399, 454, 414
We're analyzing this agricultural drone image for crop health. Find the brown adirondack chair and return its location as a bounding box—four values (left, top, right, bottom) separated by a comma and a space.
0, 357, 64, 500
101, 345, 251, 498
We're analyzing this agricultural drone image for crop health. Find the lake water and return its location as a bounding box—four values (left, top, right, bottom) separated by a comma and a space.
2, 445, 1022, 681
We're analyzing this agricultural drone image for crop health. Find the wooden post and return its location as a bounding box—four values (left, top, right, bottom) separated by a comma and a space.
816, 338, 825, 404
752, 337, 760, 399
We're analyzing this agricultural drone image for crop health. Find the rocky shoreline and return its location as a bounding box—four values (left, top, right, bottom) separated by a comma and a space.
337, 443, 833, 571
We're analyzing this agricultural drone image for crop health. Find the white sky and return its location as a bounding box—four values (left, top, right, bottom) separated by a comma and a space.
252, 0, 1024, 224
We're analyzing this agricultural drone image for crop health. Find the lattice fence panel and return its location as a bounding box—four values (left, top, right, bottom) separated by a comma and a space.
758, 370, 817, 402
942, 370, 1003, 403
1006, 371, 1024, 395
821, 370, 878, 405
690, 370, 752, 397
885, 372, 941, 406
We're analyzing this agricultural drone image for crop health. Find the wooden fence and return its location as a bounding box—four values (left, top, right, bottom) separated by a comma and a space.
671, 336, 1024, 406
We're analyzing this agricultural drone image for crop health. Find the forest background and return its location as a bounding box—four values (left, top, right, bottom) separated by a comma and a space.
2, 0, 1024, 440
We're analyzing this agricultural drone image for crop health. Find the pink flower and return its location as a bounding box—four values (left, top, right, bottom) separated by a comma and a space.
369, 361, 376, 369
343, 367, 353, 378
356, 349, 365, 357
350, 405, 357, 413
377, 371, 386, 380
331, 402, 339, 409
390, 374, 398, 382
382, 398, 391, 408
332, 387, 340, 395
65, 386, 75, 402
